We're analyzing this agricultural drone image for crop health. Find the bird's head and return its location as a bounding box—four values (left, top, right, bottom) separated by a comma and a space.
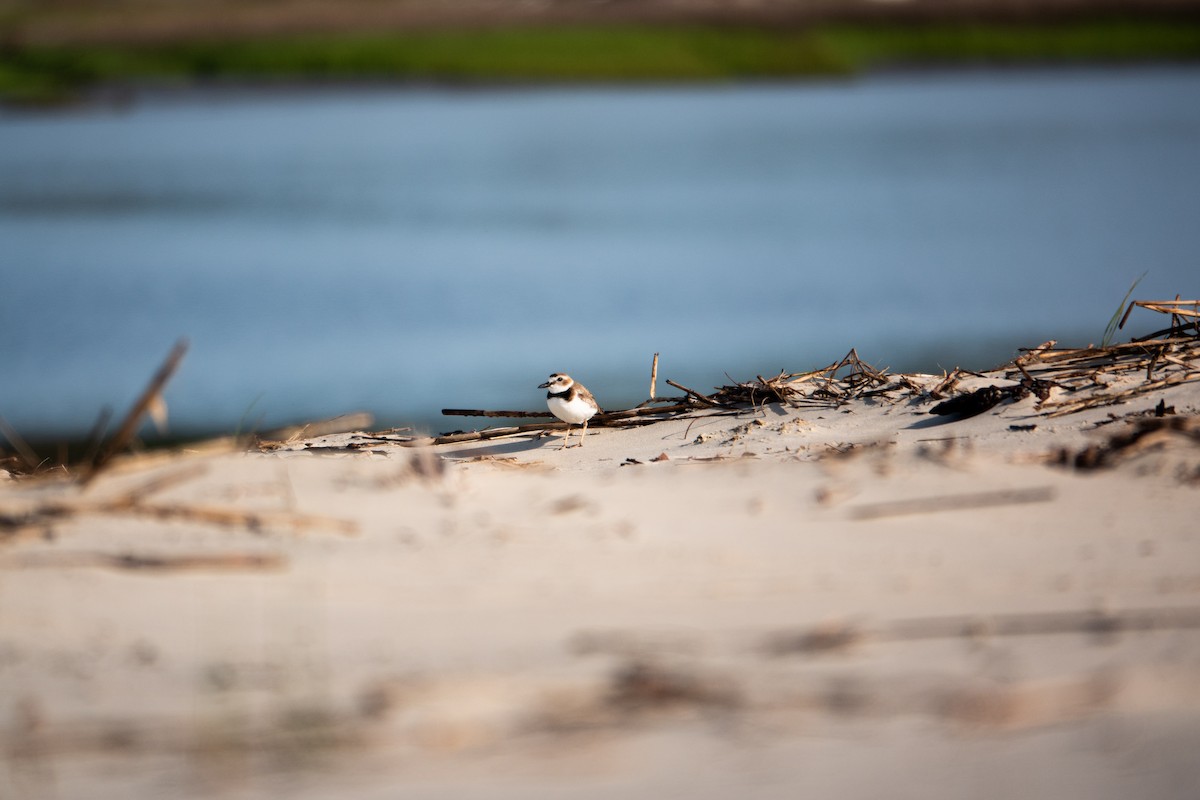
538, 373, 573, 391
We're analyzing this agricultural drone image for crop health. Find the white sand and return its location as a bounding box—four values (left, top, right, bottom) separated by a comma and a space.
1, 367, 1199, 799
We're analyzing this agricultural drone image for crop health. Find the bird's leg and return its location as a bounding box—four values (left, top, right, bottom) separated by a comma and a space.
579, 419, 588, 447
560, 425, 572, 450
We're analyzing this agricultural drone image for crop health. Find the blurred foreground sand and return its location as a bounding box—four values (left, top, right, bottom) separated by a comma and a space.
1, 367, 1199, 799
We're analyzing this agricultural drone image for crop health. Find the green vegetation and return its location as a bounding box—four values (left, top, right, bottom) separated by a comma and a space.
1102, 272, 1147, 348
814, 19, 1200, 66
2, 19, 1200, 104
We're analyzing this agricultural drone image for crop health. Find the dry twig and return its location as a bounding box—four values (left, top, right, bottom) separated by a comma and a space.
664, 379, 726, 408
765, 605, 1200, 655
0, 416, 42, 473
849, 487, 1055, 520
257, 412, 375, 443
2, 551, 286, 572
441, 409, 554, 419
81, 339, 189, 486
981, 301, 1200, 418
1060, 415, 1200, 470
1, 461, 356, 540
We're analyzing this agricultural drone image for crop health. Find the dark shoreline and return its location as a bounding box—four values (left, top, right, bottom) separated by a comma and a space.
7, 0, 1200, 46
3, 14, 1200, 106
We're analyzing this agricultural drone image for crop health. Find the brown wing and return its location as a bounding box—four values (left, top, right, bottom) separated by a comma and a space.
573, 383, 602, 413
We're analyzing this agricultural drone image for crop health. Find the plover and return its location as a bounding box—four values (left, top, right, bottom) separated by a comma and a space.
539, 373, 601, 449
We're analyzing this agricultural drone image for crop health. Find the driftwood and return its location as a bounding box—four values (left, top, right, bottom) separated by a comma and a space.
441, 409, 554, 419
423, 402, 698, 446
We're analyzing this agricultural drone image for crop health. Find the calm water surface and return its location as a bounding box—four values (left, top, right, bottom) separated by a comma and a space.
2, 67, 1199, 437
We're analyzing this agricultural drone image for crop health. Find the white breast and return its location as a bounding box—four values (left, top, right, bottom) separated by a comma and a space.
547, 393, 597, 425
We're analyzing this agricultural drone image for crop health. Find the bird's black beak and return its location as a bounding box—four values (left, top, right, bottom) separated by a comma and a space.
538, 381, 550, 389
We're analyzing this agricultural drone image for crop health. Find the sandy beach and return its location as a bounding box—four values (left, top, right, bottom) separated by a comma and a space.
2, 336, 1199, 799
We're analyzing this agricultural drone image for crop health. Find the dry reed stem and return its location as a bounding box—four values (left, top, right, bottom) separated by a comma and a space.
1063, 415, 1200, 469
0, 487, 357, 538
2, 551, 286, 572
664, 379, 725, 408
888, 605, 1200, 642
106, 463, 210, 504
849, 486, 1055, 520
710, 350, 890, 410
0, 415, 42, 472
1122, 299, 1200, 325
441, 409, 554, 419
1040, 371, 1200, 417
765, 605, 1200, 656
81, 339, 189, 486
258, 412, 375, 443
989, 308, 1200, 417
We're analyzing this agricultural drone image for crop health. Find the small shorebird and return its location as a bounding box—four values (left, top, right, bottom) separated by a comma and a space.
539, 373, 601, 449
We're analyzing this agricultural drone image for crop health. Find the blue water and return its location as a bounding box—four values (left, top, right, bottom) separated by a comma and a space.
2, 67, 1199, 438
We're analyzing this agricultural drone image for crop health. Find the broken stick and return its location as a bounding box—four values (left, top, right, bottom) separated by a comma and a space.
81, 339, 189, 486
